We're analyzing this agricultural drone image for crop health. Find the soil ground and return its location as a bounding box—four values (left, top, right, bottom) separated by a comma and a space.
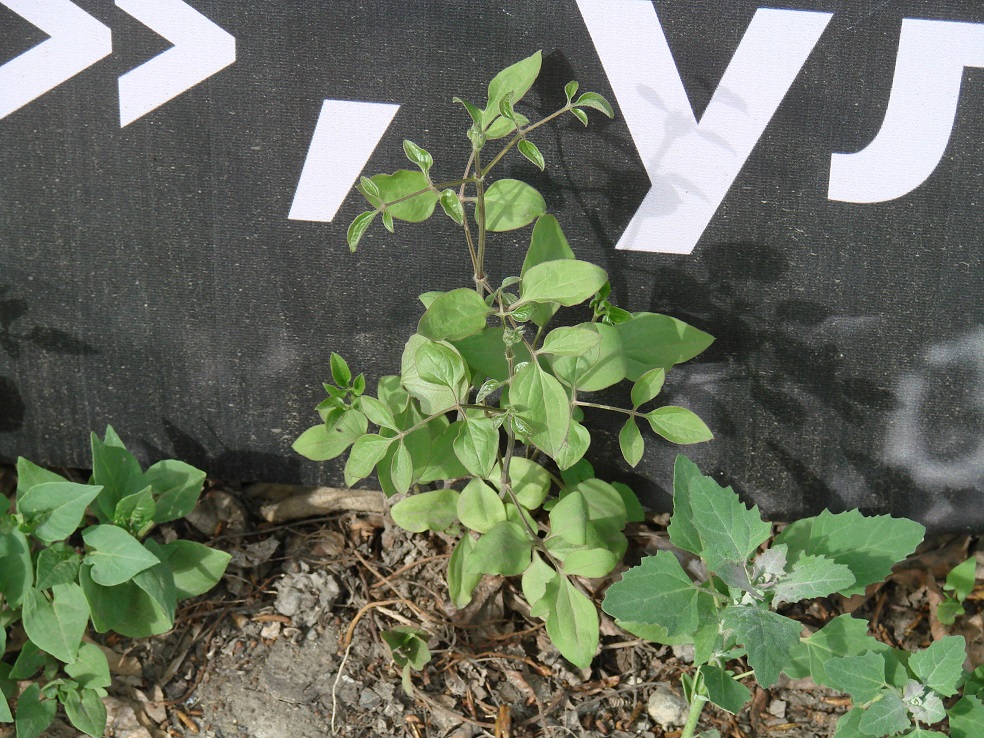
2, 468, 982, 738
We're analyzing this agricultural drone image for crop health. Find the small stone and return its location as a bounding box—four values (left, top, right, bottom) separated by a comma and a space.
671, 643, 695, 663
260, 621, 281, 640
359, 689, 383, 709
646, 684, 690, 728
768, 699, 787, 719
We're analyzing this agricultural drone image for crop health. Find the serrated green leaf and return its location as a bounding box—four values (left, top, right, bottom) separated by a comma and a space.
447, 534, 484, 608
82, 525, 161, 586
574, 91, 615, 118
833, 708, 865, 738
157, 540, 230, 600
519, 260, 607, 308
618, 418, 644, 467
418, 288, 491, 342
457, 479, 506, 533
949, 695, 984, 738
631, 368, 666, 409
509, 361, 570, 457
453, 417, 498, 478
646, 406, 713, 445
702, 664, 752, 714
518, 139, 545, 170
667, 455, 705, 556
440, 189, 464, 225
22, 583, 89, 663
772, 555, 856, 607
538, 326, 601, 357
484, 179, 546, 232
391, 489, 459, 533
687, 474, 771, 573
722, 606, 802, 688
825, 652, 889, 702
347, 210, 376, 251
602, 551, 699, 639
774, 510, 925, 596
14, 683, 55, 738
467, 521, 533, 576
786, 614, 886, 686
542, 577, 598, 669
17, 481, 102, 544
858, 692, 908, 737
909, 636, 966, 697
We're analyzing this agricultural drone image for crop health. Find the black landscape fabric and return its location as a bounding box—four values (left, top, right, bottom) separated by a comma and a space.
1, 0, 982, 530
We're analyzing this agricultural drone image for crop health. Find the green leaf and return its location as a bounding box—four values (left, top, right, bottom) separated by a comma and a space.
646, 406, 714, 445
570, 107, 588, 126
440, 189, 464, 225
555, 419, 591, 471
157, 540, 231, 599
113, 486, 156, 536
62, 688, 107, 738
774, 510, 925, 596
358, 175, 380, 200
9, 640, 45, 680
483, 50, 541, 129
858, 692, 908, 737
772, 555, 856, 607
418, 288, 491, 342
292, 410, 368, 461
447, 534, 484, 608
520, 215, 576, 327
467, 521, 533, 576
402, 335, 465, 414
402, 139, 433, 176
16, 481, 102, 544
453, 417, 498, 478
14, 683, 55, 738
0, 684, 11, 722
909, 636, 966, 697
453, 96, 483, 128
145, 459, 206, 523
518, 139, 545, 170
631, 368, 666, 409
484, 179, 546, 232
382, 210, 396, 233
35, 544, 82, 591
22, 584, 89, 663
457, 479, 506, 533
950, 696, 984, 738
329, 352, 352, 387
15, 457, 65, 498
542, 577, 598, 669
549, 323, 626, 392
721, 606, 802, 688
601, 551, 699, 639
833, 708, 865, 738
519, 260, 607, 307
562, 548, 618, 578
936, 598, 965, 626
359, 396, 398, 431
702, 664, 752, 714
786, 614, 886, 686
64, 643, 111, 690
382, 626, 431, 671
82, 525, 161, 586
0, 521, 33, 606
365, 170, 439, 222
687, 474, 771, 573
451, 326, 530, 382
522, 552, 557, 608
548, 490, 589, 546
509, 361, 571, 457
618, 418, 644, 467
538, 326, 602, 357
390, 441, 414, 495
611, 481, 646, 523
617, 313, 714, 380
343, 434, 393, 487
667, 455, 707, 555
347, 210, 376, 251
944, 557, 977, 601
502, 457, 551, 509
390, 489, 459, 533
129, 539, 177, 630
574, 91, 615, 118
564, 80, 579, 103
825, 652, 889, 702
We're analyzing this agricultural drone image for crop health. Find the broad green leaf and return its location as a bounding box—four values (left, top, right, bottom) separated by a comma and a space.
413, 420, 469, 486
82, 525, 161, 586
485, 110, 529, 139
145, 458, 207, 523
631, 368, 666, 409
0, 686, 10, 722
365, 170, 439, 222
611, 481, 646, 523
549, 323, 626, 392
344, 434, 393, 487
936, 598, 965, 626
64, 643, 111, 690
14, 684, 55, 738
702, 665, 751, 714
785, 614, 886, 686
452, 326, 531, 381
824, 652, 889, 702
772, 555, 856, 607
401, 334, 463, 414
562, 548, 617, 578
360, 396, 398, 431
564, 80, 579, 103
906, 683, 945, 726
62, 688, 107, 738
382, 626, 431, 671
467, 521, 533, 576
548, 491, 589, 546
909, 636, 966, 697
502, 457, 551, 509
944, 556, 977, 601
483, 50, 542, 129
389, 441, 414, 495
415, 340, 469, 391
292, 410, 368, 461
330, 352, 352, 387
538, 326, 601, 357
774, 510, 925, 596
618, 418, 644, 467
447, 534, 484, 608
949, 696, 984, 738
453, 96, 483, 128
519, 260, 607, 308
391, 489, 459, 533
522, 552, 556, 608
457, 479, 506, 533
440, 189, 464, 225
402, 139, 433, 175
453, 417, 498, 478
858, 692, 908, 737
0, 521, 33, 606
555, 419, 590, 470
518, 138, 545, 170
17, 481, 102, 544
91, 431, 147, 521
158, 540, 231, 599
15, 457, 65, 498
687, 475, 771, 573
573, 91, 615, 118
509, 361, 571, 457
418, 288, 491, 342
130, 541, 177, 631
9, 640, 45, 679
34, 544, 81, 591
347, 210, 376, 251
113, 486, 156, 536
542, 577, 598, 669
667, 455, 705, 556
484, 179, 546, 231
602, 551, 699, 639
617, 313, 714, 380
721, 606, 802, 688
833, 709, 865, 738
646, 406, 713, 445
522, 215, 575, 274
22, 583, 89, 663
903, 730, 948, 738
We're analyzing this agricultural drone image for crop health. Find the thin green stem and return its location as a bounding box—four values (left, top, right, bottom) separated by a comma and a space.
377, 178, 472, 211
474, 149, 487, 283
574, 401, 639, 418
480, 106, 572, 176
679, 696, 707, 738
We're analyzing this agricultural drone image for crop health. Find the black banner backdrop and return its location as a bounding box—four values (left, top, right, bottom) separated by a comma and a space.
1, 1, 982, 530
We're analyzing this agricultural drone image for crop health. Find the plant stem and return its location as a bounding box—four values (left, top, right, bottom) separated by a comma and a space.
474, 149, 487, 283
481, 106, 572, 176
574, 401, 639, 417
679, 696, 707, 738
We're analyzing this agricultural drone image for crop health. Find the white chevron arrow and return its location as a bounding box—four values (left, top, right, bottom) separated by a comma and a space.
0, 0, 112, 121
116, 0, 236, 127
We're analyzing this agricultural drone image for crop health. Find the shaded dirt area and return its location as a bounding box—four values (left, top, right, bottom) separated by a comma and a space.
2, 468, 983, 738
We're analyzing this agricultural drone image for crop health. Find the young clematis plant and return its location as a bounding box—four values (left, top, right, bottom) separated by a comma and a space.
293, 51, 715, 668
